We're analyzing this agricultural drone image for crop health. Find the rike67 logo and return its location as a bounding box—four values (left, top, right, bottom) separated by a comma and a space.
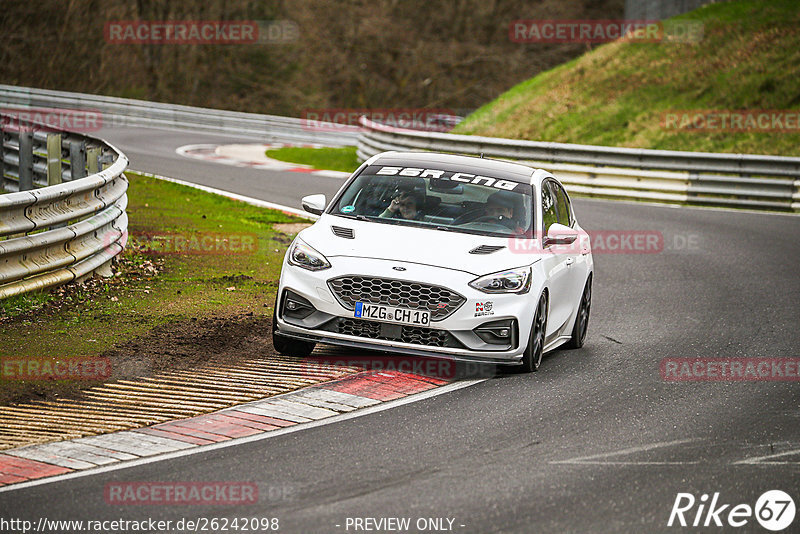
668, 490, 795, 531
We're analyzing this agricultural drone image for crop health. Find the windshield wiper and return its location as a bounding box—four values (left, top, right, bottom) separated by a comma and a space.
334, 213, 370, 222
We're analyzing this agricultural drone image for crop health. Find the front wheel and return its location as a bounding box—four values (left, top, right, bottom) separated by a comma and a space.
518, 293, 548, 373
564, 277, 591, 349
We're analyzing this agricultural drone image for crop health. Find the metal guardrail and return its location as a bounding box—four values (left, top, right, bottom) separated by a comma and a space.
0, 84, 359, 147
0, 113, 129, 299
4, 86, 797, 212
357, 117, 800, 212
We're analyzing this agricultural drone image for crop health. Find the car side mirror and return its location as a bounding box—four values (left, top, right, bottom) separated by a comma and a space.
301, 194, 326, 215
545, 223, 578, 246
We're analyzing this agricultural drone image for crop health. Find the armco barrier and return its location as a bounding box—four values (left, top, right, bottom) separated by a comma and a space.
0, 84, 358, 147
357, 117, 800, 212
0, 112, 128, 299
3, 86, 797, 212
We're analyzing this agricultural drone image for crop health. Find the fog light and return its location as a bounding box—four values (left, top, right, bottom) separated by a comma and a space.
281, 290, 316, 320
473, 319, 518, 346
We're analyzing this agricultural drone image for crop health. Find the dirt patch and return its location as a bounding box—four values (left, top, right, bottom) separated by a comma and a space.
1, 313, 277, 407
0, 314, 362, 451
273, 223, 312, 235
102, 313, 274, 378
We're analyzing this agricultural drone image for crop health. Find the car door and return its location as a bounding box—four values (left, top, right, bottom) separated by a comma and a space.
551, 180, 589, 322
539, 179, 574, 344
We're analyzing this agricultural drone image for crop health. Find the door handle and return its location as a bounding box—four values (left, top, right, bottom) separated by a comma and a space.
566, 257, 575, 266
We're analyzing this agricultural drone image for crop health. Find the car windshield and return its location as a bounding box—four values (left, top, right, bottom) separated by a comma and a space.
330, 164, 534, 238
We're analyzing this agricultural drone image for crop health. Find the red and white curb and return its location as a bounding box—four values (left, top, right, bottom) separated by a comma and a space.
0, 371, 479, 490
176, 143, 351, 179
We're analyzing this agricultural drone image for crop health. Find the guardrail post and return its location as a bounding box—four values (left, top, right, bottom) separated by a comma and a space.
87, 146, 101, 174
46, 133, 62, 186
18, 131, 33, 191
100, 149, 115, 170
69, 140, 86, 181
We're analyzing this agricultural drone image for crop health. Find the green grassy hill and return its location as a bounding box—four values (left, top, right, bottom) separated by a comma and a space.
455, 0, 800, 156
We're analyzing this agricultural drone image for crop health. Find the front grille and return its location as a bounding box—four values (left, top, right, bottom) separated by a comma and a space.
327, 276, 465, 321
335, 318, 459, 348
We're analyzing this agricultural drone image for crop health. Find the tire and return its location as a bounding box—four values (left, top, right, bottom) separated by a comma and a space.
272, 292, 316, 357
564, 276, 591, 350
517, 293, 548, 373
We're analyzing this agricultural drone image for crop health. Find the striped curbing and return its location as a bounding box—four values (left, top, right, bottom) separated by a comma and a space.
175, 143, 352, 179
0, 354, 358, 451
0, 370, 449, 488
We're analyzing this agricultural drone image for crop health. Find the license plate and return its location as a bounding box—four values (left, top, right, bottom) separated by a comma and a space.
354, 302, 430, 327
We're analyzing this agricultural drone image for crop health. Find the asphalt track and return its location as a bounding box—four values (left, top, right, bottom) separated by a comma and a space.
2, 125, 799, 533
100, 127, 350, 207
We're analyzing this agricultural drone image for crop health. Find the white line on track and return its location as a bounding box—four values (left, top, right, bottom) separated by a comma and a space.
550, 438, 703, 465
734, 447, 800, 465
130, 170, 319, 220
0, 379, 486, 493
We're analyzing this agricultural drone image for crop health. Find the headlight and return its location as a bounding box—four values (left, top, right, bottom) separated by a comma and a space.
469, 266, 531, 294
288, 239, 331, 271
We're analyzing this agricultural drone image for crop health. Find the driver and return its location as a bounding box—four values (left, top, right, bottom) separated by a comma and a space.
486, 191, 516, 219
484, 191, 526, 234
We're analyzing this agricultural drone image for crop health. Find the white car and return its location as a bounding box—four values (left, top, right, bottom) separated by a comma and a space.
273, 152, 593, 372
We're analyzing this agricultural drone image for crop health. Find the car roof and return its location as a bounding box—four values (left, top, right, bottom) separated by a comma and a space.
368, 151, 539, 184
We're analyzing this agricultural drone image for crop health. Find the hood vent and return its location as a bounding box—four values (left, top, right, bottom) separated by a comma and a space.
331, 226, 355, 239
469, 244, 505, 255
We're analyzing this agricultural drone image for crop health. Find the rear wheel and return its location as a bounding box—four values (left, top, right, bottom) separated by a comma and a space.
272, 291, 316, 357
564, 277, 591, 349
518, 293, 548, 373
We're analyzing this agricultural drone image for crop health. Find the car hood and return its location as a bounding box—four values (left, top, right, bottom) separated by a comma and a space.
298, 214, 541, 276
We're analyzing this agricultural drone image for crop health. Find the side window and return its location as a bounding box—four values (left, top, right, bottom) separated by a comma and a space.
553, 183, 573, 227
541, 181, 559, 235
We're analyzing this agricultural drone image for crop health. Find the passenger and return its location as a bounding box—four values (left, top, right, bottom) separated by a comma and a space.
379, 191, 425, 220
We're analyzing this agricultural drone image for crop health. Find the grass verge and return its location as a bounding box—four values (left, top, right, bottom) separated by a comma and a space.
266, 146, 360, 172
0, 172, 308, 405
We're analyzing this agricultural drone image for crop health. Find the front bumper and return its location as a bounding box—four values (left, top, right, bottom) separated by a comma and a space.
275, 256, 539, 364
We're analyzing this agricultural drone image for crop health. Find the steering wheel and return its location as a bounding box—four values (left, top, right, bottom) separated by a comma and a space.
452, 208, 484, 225
471, 215, 518, 230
